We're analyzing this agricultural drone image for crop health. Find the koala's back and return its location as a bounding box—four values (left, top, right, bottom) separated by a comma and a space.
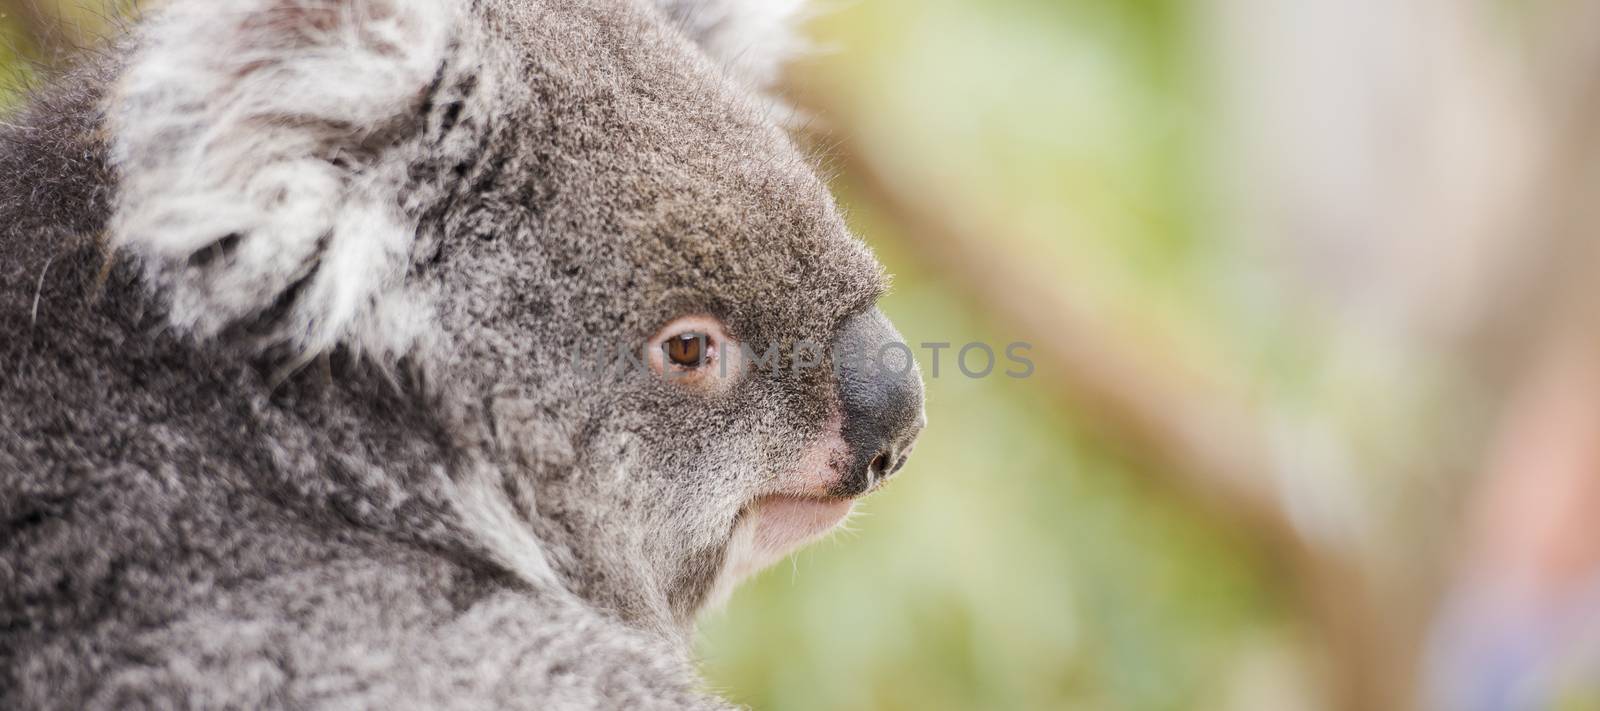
0, 71, 725, 711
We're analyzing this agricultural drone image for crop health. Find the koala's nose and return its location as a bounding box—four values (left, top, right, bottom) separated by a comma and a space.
831, 308, 926, 498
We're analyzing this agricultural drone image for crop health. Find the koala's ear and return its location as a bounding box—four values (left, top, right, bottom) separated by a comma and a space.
109, 0, 456, 361
655, 0, 814, 91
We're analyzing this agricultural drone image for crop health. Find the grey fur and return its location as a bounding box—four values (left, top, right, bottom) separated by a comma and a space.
0, 0, 913, 708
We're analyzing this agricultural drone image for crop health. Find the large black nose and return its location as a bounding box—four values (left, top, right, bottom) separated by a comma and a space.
831, 308, 925, 497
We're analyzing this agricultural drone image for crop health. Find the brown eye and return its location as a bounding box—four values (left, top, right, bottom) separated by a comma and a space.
647, 316, 741, 391
664, 333, 707, 367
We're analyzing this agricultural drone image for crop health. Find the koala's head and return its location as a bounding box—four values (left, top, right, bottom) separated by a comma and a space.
109, 0, 923, 634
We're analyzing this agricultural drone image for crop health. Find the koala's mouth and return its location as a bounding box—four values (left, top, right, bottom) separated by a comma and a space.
717, 494, 855, 587
748, 413, 873, 533
709, 415, 891, 599
747, 493, 855, 549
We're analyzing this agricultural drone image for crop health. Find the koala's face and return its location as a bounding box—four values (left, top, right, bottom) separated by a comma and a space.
437, 1, 926, 628
108, 0, 923, 633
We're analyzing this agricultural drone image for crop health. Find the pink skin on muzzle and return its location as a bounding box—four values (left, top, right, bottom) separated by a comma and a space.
724, 415, 855, 583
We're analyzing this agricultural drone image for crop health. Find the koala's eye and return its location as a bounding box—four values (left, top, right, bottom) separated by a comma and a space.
665, 333, 708, 367
647, 315, 743, 392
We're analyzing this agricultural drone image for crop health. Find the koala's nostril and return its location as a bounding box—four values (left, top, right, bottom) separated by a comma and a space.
869, 453, 890, 478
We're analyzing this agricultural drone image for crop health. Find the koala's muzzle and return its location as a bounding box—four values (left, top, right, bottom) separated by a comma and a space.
832, 308, 925, 497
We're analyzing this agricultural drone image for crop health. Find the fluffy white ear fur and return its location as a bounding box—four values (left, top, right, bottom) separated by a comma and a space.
655, 0, 814, 91
108, 0, 455, 362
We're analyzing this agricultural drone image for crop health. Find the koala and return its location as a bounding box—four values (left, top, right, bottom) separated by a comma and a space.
0, 0, 925, 708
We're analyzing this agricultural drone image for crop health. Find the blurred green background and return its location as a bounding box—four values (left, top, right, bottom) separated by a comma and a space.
697, 2, 1306, 709
8, 0, 1600, 709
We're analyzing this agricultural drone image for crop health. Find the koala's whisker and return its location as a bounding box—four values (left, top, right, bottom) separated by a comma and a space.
29, 254, 54, 327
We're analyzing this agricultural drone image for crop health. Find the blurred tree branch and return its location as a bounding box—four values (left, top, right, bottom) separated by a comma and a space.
805, 0, 1600, 707
1, 0, 68, 65
0, 0, 132, 68
807, 106, 1401, 711
0, 0, 49, 37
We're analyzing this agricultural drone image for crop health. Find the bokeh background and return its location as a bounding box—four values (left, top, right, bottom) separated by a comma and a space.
7, 1, 1600, 709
